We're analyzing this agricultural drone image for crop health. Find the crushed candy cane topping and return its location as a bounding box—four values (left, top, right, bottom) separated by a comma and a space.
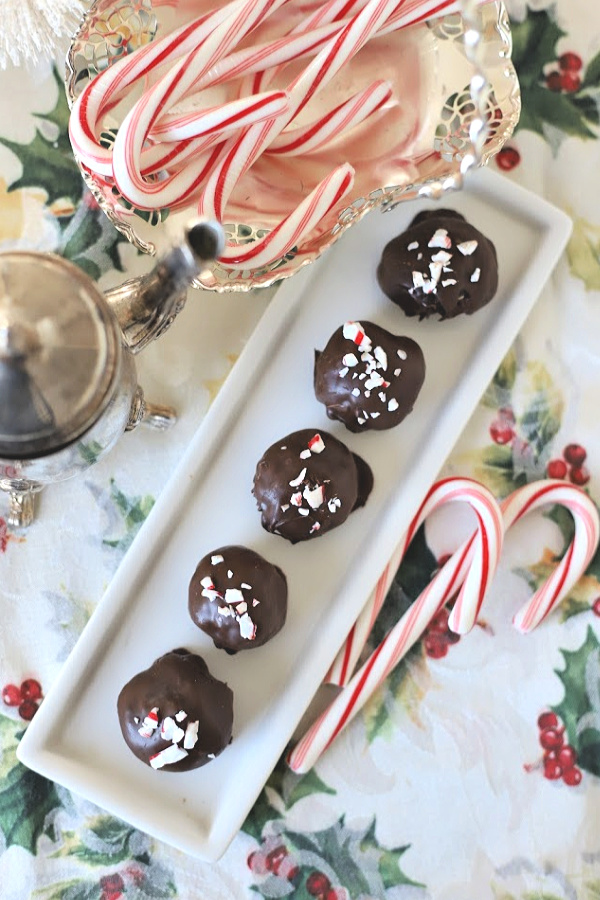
210, 554, 224, 565
337, 322, 408, 426
457, 240, 478, 255
140, 704, 201, 770
470, 267, 481, 282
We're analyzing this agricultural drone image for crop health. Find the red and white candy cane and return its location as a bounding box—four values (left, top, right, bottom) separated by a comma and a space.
325, 476, 503, 687
288, 480, 504, 773
501, 480, 599, 633
266, 79, 392, 156
69, 1, 249, 175
111, 0, 290, 208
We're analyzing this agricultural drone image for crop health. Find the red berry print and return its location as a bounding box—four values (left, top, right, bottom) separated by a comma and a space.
326, 889, 349, 900
18, 699, 38, 721
543, 759, 563, 780
559, 52, 583, 72
20, 679, 42, 701
2, 684, 22, 706
424, 633, 449, 659
307, 872, 332, 896
266, 845, 288, 874
546, 71, 562, 92
247, 850, 268, 875
562, 766, 582, 786
429, 608, 450, 633
490, 422, 515, 445
496, 145, 521, 171
592, 597, 600, 617
570, 466, 590, 486
546, 459, 567, 479
539, 727, 563, 751
560, 71, 581, 93
100, 873, 124, 900
564, 443, 587, 467
537, 711, 558, 730
557, 745, 577, 769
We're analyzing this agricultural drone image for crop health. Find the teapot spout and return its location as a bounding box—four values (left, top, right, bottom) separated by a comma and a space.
104, 219, 224, 354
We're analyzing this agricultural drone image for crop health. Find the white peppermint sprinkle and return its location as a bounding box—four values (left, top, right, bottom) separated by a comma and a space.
224, 587, 244, 605
407, 241, 419, 250
351, 387, 360, 397
300, 449, 311, 459
308, 434, 325, 453
457, 240, 478, 256
183, 720, 199, 749
328, 497, 341, 513
289, 467, 307, 487
428, 228, 451, 249
175, 710, 187, 722
160, 716, 177, 741
227, 569, 233, 579
373, 346, 388, 369
364, 390, 371, 398
310, 522, 321, 533
429, 262, 443, 283
200, 576, 214, 589
342, 353, 358, 367
241, 582, 252, 590
441, 279, 457, 287
470, 267, 481, 282
207, 753, 216, 759
133, 716, 139, 724
281, 503, 289, 512
150, 744, 188, 769
379, 392, 387, 402
365, 373, 384, 390
397, 349, 407, 360
236, 601, 248, 614
304, 484, 325, 509
417, 252, 423, 260
388, 398, 399, 412
218, 605, 232, 616
352, 372, 358, 379
280, 445, 287, 450
171, 724, 185, 745
412, 270, 425, 288
370, 412, 380, 419
431, 250, 452, 264
358, 372, 367, 380
394, 368, 401, 376
290, 492, 303, 507
298, 508, 309, 517
252, 599, 260, 607
210, 554, 224, 565
357, 417, 366, 425
338, 366, 349, 378
239, 613, 256, 640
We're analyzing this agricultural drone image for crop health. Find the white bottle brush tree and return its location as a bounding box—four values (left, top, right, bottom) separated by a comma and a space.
0, 0, 84, 68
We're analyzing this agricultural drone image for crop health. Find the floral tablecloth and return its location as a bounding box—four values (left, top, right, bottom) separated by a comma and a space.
2, 1, 600, 898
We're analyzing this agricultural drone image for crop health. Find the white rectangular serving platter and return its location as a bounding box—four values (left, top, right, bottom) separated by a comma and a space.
18, 169, 572, 861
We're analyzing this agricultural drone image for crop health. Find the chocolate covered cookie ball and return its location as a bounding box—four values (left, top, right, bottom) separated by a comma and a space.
117, 648, 233, 772
376, 209, 498, 320
189, 545, 287, 653
252, 429, 373, 543
314, 320, 425, 432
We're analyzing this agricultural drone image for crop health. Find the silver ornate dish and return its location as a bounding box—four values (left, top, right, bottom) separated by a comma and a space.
65, 0, 521, 291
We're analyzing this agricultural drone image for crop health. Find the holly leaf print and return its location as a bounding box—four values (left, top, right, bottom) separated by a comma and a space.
473, 443, 524, 498
243, 763, 337, 841
0, 69, 83, 207
516, 361, 564, 462
102, 480, 155, 554
0, 714, 63, 853
567, 216, 600, 292
482, 346, 518, 410
511, 9, 599, 144
553, 627, 600, 777
53, 815, 145, 866
59, 199, 129, 281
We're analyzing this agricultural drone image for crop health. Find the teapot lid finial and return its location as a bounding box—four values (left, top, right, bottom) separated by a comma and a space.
0, 252, 120, 461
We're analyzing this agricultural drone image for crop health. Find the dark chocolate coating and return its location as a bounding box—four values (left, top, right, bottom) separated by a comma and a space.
117, 648, 233, 772
376, 209, 498, 320
314, 320, 425, 432
252, 428, 373, 543
188, 545, 288, 653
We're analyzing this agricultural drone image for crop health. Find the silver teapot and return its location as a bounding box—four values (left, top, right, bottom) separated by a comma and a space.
0, 220, 224, 528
